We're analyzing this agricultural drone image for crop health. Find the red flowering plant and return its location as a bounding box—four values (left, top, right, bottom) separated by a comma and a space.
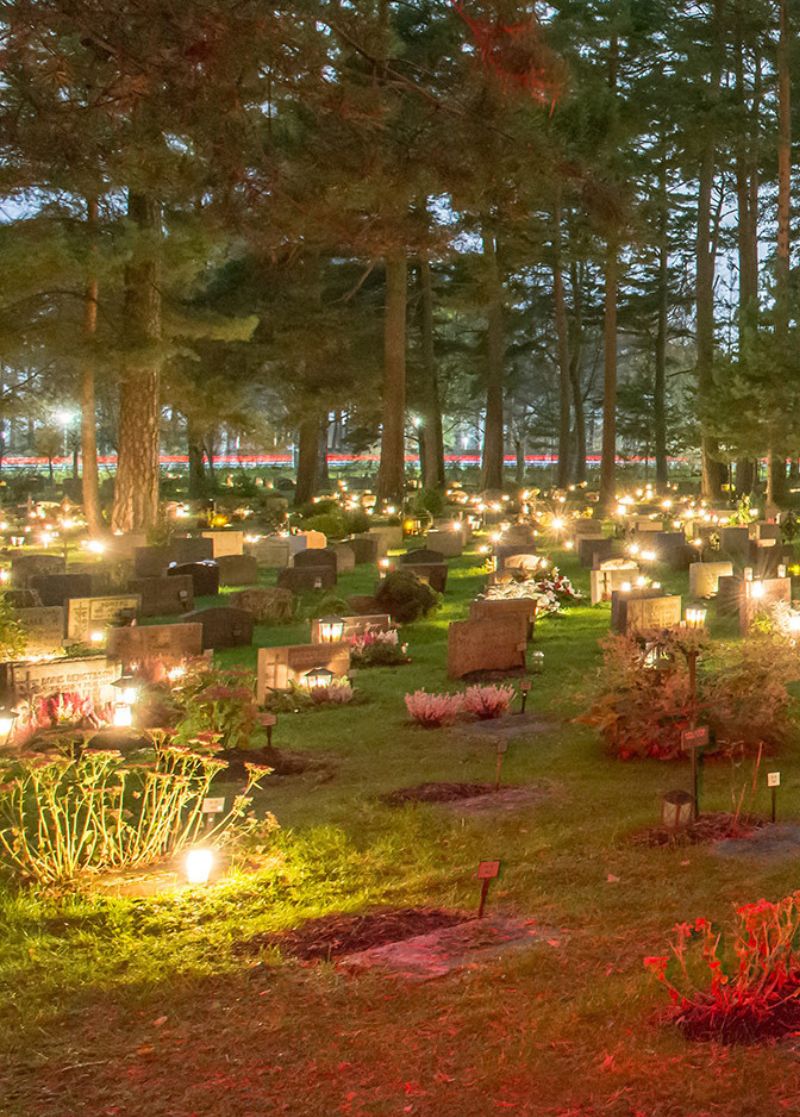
645, 895, 800, 1042
172, 665, 268, 753
16, 691, 112, 744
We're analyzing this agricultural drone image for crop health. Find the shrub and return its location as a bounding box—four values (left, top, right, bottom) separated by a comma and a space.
579, 629, 797, 760
0, 594, 26, 662
343, 509, 371, 535
173, 666, 267, 751
0, 742, 267, 884
301, 512, 346, 539
645, 895, 800, 1042
405, 690, 463, 728
463, 684, 515, 720
375, 570, 440, 623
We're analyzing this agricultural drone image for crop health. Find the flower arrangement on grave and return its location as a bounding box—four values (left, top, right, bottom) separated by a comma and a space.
405, 690, 464, 728
0, 737, 269, 885
349, 626, 409, 667
645, 894, 800, 1043
580, 629, 799, 760
15, 691, 112, 745
487, 562, 581, 615
463, 684, 516, 720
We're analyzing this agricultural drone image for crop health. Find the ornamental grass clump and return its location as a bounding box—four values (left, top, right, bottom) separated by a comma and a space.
405, 690, 463, 728
645, 894, 800, 1043
463, 684, 515, 720
0, 738, 267, 885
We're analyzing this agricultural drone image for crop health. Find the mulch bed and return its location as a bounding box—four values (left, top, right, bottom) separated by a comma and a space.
234, 907, 467, 962
381, 782, 495, 806
216, 746, 334, 781
632, 811, 765, 847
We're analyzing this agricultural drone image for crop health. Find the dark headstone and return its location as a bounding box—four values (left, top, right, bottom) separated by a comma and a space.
30, 572, 93, 607
2, 588, 42, 609
168, 560, 220, 597
400, 547, 446, 566
134, 546, 173, 578
293, 547, 338, 571
719, 526, 750, 560
231, 587, 295, 624
171, 536, 214, 564
107, 622, 203, 667
129, 575, 194, 617
10, 553, 65, 588
215, 554, 259, 586
348, 535, 380, 565
277, 567, 337, 592
652, 532, 692, 570
184, 606, 254, 650
578, 536, 614, 568
401, 563, 448, 593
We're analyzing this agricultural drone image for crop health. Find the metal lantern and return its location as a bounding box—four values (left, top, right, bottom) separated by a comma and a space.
0, 705, 19, 748
318, 616, 345, 644
684, 607, 707, 630
112, 674, 140, 707
530, 650, 544, 674
303, 666, 335, 691
661, 789, 694, 831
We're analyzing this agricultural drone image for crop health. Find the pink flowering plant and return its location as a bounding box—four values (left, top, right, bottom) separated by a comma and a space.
405, 690, 464, 728
463, 684, 516, 720
645, 894, 800, 1042
350, 626, 410, 667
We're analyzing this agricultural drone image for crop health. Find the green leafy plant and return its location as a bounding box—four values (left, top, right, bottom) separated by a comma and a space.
173, 666, 267, 752
0, 594, 26, 661
0, 740, 267, 885
375, 570, 440, 623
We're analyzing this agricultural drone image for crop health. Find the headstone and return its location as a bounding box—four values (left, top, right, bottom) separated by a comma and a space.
620, 593, 682, 634
30, 573, 93, 607
15, 606, 65, 657
739, 577, 792, 634
256, 642, 351, 700
184, 606, 254, 650
134, 545, 173, 578
400, 562, 448, 593
172, 536, 214, 563
716, 575, 742, 610
2, 589, 42, 609
66, 594, 141, 643
750, 521, 781, 542
651, 532, 692, 570
296, 529, 328, 550
106, 532, 148, 560
285, 534, 309, 557
469, 597, 537, 639
368, 525, 403, 550
399, 547, 446, 566
633, 519, 663, 532
107, 622, 203, 667
589, 560, 640, 606
129, 575, 194, 617
332, 543, 356, 574
494, 546, 538, 573
503, 553, 540, 575
230, 587, 295, 624
10, 656, 121, 707
447, 616, 527, 679
310, 613, 393, 643
748, 541, 793, 579
215, 554, 259, 586
719, 526, 750, 560
201, 530, 245, 558
277, 567, 337, 592
348, 535, 380, 565
168, 560, 220, 597
293, 547, 338, 572
573, 521, 602, 537
10, 553, 65, 588
246, 538, 291, 569
425, 529, 463, 558
689, 561, 734, 599
578, 536, 614, 568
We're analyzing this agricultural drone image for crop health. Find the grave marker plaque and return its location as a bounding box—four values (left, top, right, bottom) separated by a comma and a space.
257, 642, 351, 700
231, 587, 294, 624
10, 655, 121, 706
347, 536, 379, 565
332, 543, 356, 575
107, 622, 203, 667
447, 616, 527, 679
15, 606, 64, 657
66, 594, 141, 643
247, 539, 291, 569
590, 560, 639, 606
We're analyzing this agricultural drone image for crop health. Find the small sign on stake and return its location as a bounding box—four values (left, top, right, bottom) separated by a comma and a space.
681, 726, 709, 822
519, 679, 532, 715
202, 797, 225, 815
768, 772, 781, 823
476, 859, 500, 918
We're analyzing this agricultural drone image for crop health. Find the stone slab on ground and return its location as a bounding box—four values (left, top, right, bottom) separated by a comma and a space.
437, 783, 553, 815
456, 713, 554, 743
713, 823, 800, 860
338, 915, 563, 981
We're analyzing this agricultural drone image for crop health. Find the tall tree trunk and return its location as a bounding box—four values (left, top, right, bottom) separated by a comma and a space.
376, 253, 407, 506
318, 416, 331, 491
552, 195, 571, 489
654, 172, 669, 491
294, 414, 320, 506
697, 0, 725, 501
187, 417, 206, 498
481, 232, 505, 491
599, 239, 618, 509
768, 0, 791, 514
111, 192, 162, 533
569, 258, 587, 483
81, 197, 103, 535
418, 258, 445, 490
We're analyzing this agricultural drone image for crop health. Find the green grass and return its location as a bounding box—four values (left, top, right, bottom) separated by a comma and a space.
3, 545, 800, 1115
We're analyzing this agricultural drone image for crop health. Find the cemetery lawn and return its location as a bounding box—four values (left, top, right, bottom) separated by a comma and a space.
4, 547, 800, 1116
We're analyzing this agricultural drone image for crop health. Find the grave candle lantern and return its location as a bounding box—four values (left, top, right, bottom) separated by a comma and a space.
0, 706, 19, 748
303, 666, 335, 691
684, 607, 707, 630
318, 616, 345, 644
112, 674, 140, 706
